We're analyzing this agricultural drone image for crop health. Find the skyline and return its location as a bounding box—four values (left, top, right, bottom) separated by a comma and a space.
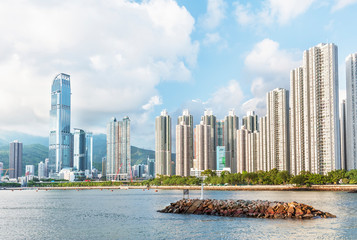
0, 0, 357, 150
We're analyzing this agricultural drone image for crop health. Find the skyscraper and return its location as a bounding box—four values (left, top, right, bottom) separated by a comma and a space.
38, 161, 45, 179
9, 140, 22, 179
224, 110, 239, 172
236, 126, 248, 173
201, 109, 217, 168
267, 88, 290, 172
49, 73, 71, 173
73, 129, 86, 171
258, 116, 269, 171
106, 117, 131, 180
346, 53, 357, 170
155, 110, 172, 176
176, 110, 193, 177
194, 122, 214, 170
290, 43, 340, 174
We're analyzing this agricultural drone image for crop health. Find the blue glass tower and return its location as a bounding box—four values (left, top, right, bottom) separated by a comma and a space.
49, 73, 71, 173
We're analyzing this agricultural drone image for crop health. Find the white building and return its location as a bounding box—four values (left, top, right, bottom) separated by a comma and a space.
38, 161, 45, 179
290, 43, 340, 175
267, 88, 290, 172
25, 165, 35, 176
346, 53, 357, 170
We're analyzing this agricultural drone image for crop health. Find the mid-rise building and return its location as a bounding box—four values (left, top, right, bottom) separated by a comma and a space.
38, 161, 45, 179
267, 88, 289, 172
147, 157, 155, 178
290, 43, 340, 174
44, 158, 49, 177
49, 73, 72, 173
106, 117, 131, 180
9, 140, 22, 179
155, 110, 172, 176
25, 165, 35, 176
346, 53, 357, 170
216, 146, 226, 171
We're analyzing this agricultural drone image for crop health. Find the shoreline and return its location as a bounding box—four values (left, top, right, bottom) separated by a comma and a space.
2, 184, 357, 191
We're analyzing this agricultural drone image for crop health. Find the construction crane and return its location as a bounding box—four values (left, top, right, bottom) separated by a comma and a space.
113, 163, 123, 181
0, 168, 14, 179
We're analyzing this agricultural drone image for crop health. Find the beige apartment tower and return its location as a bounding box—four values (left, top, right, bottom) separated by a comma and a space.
155, 110, 172, 176
176, 110, 193, 176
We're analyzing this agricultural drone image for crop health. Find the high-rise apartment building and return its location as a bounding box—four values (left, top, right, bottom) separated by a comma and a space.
106, 117, 131, 180
290, 43, 340, 175
258, 116, 269, 171
49, 73, 71, 173
224, 110, 239, 172
85, 132, 93, 172
155, 110, 172, 176
25, 165, 35, 176
176, 110, 193, 177
236, 126, 249, 173
242, 111, 258, 132
194, 122, 214, 170
201, 110, 217, 168
73, 129, 86, 171
267, 88, 289, 172
9, 140, 22, 179
340, 100, 347, 170
102, 157, 107, 178
346, 53, 357, 170
38, 161, 45, 179
247, 131, 259, 173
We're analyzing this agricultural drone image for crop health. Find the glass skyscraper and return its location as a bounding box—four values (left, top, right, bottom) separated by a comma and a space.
49, 73, 71, 173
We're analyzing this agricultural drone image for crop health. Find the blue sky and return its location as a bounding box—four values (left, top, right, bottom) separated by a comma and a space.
0, 0, 356, 150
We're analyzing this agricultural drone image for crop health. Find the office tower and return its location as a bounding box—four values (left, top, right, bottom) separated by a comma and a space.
176, 110, 193, 176
201, 110, 217, 168
102, 157, 107, 178
73, 129, 86, 171
224, 110, 239, 172
346, 53, 357, 170
85, 132, 93, 171
38, 161, 45, 179
49, 73, 71, 173
194, 122, 214, 170
106, 117, 131, 180
44, 158, 49, 177
267, 88, 290, 172
242, 111, 258, 132
340, 100, 347, 170
236, 126, 249, 173
290, 43, 340, 175
9, 140, 22, 179
258, 116, 269, 171
155, 110, 172, 176
25, 165, 35, 176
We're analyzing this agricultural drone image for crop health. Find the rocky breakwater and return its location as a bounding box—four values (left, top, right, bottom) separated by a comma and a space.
158, 199, 336, 219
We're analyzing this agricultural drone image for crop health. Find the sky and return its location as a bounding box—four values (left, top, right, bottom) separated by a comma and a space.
0, 0, 356, 150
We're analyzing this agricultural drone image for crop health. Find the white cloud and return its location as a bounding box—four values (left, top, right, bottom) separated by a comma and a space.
0, 0, 198, 148
234, 0, 317, 26
332, 0, 357, 11
142, 96, 162, 111
242, 38, 301, 116
200, 0, 227, 29
203, 32, 222, 45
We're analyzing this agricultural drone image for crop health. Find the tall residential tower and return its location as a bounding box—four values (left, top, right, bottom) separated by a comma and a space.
155, 110, 172, 176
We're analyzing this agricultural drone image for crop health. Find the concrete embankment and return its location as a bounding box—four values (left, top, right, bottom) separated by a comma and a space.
158, 199, 336, 219
4, 184, 357, 191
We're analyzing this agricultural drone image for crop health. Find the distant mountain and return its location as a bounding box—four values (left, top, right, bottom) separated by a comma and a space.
0, 130, 48, 146
0, 133, 160, 174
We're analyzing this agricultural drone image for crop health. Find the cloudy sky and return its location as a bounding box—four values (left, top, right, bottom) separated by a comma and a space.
0, 0, 356, 150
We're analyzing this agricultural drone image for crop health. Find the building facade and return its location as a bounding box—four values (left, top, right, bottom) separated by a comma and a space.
267, 88, 290, 172
49, 73, 72, 173
224, 110, 239, 172
106, 117, 131, 180
176, 110, 193, 177
290, 43, 340, 174
194, 122, 214, 170
73, 129, 86, 171
346, 53, 357, 170
155, 110, 172, 176
9, 140, 22, 179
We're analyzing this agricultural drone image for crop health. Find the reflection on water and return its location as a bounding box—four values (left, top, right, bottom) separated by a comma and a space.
0, 189, 356, 239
